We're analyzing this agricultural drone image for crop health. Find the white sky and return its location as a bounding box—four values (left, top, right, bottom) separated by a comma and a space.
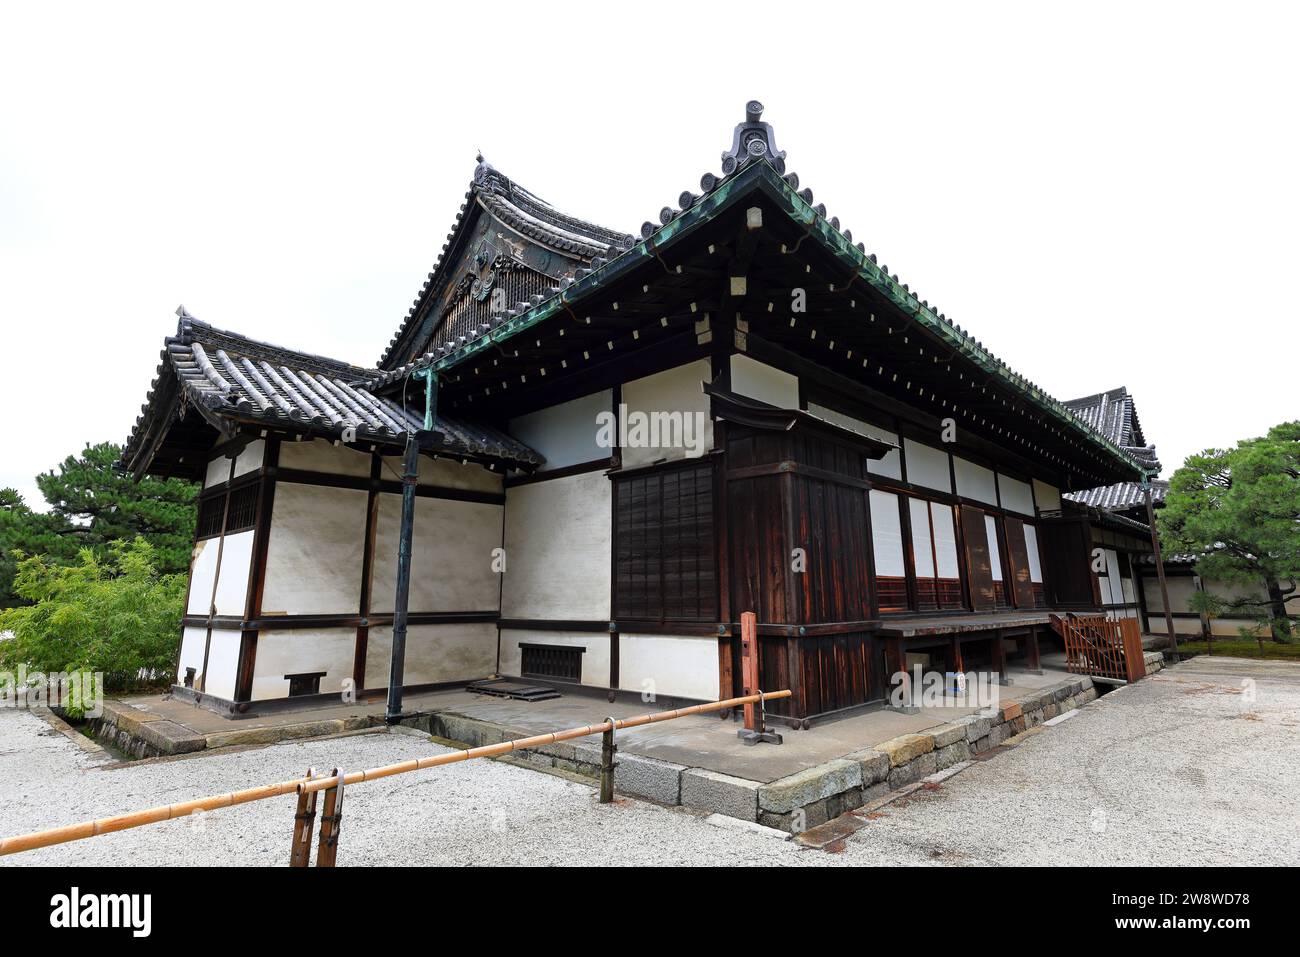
2, 2, 1296, 508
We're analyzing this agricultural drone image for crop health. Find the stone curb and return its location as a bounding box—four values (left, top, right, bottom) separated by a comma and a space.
401, 674, 1117, 835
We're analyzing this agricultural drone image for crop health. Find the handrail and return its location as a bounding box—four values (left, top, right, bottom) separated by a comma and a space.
0, 690, 791, 859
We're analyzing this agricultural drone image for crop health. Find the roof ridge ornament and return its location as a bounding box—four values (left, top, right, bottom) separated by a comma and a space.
721, 100, 786, 175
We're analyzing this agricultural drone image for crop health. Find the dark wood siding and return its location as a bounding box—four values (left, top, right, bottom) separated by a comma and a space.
613, 460, 717, 623
723, 422, 879, 720
1041, 517, 1100, 609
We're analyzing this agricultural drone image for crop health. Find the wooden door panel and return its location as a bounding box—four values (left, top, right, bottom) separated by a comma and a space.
960, 505, 996, 611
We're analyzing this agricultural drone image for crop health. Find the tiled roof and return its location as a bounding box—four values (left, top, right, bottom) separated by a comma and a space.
376, 157, 634, 368
122, 314, 543, 474
1062, 387, 1162, 510
391, 102, 1145, 482
1063, 386, 1146, 447
1066, 479, 1167, 511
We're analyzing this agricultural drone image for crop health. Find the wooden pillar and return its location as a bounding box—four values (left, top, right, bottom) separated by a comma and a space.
352, 452, 382, 693
990, 629, 1009, 684
235, 436, 279, 705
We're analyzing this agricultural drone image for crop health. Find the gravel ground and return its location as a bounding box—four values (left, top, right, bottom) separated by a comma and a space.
1, 657, 1296, 866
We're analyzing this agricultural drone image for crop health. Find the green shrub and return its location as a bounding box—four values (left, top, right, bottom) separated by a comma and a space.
0, 538, 184, 695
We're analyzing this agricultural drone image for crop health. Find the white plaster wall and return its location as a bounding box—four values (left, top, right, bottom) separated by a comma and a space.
931, 503, 960, 578
204, 457, 230, 489
1023, 523, 1044, 583
953, 456, 997, 505
232, 439, 265, 479
508, 390, 611, 471
418, 455, 504, 493
203, 629, 242, 701
905, 439, 952, 492
619, 633, 718, 702
212, 529, 254, 616
621, 359, 714, 467
1144, 575, 1199, 614
370, 494, 503, 613
251, 628, 356, 700
187, 539, 220, 616
279, 438, 372, 477
870, 489, 906, 577
1032, 479, 1062, 513
178, 626, 207, 686
999, 474, 1035, 516
501, 470, 611, 620
730, 354, 799, 408
364, 622, 497, 688
498, 629, 608, 689
261, 483, 368, 616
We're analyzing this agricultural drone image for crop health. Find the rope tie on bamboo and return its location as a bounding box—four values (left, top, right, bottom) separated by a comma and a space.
294, 768, 317, 821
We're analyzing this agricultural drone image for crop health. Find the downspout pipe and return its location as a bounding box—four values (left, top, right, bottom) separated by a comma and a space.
386, 369, 440, 725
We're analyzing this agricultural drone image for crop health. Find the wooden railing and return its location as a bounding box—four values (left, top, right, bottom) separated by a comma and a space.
1054, 614, 1146, 683
0, 689, 790, 865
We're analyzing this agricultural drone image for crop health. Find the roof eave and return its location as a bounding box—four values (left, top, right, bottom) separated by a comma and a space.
409, 160, 1144, 482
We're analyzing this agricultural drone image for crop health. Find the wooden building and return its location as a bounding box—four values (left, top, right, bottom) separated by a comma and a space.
123, 102, 1146, 724
1062, 386, 1299, 638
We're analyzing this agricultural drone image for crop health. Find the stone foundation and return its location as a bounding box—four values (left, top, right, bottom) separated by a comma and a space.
406, 673, 1110, 834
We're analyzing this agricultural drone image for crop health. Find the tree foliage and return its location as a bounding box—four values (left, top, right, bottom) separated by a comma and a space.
0, 538, 185, 694
1158, 421, 1300, 640
0, 443, 196, 606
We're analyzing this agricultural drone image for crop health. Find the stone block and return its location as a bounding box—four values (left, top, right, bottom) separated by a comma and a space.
935, 739, 971, 770
204, 719, 342, 751
139, 719, 206, 755
877, 733, 935, 767
759, 759, 862, 813
887, 751, 938, 788
926, 722, 966, 748
681, 769, 761, 822
845, 749, 891, 785
958, 715, 992, 742
615, 753, 686, 805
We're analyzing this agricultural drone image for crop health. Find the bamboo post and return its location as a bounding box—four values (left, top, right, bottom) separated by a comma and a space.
315, 769, 345, 868
599, 719, 617, 804
288, 767, 318, 868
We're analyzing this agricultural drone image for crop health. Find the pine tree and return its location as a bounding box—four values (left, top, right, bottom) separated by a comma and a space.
1158, 421, 1300, 641
1, 442, 197, 606
0, 488, 78, 606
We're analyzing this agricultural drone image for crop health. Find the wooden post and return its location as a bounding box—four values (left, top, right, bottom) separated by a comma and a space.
991, 630, 1010, 684
315, 769, 345, 868
599, 722, 617, 804
1143, 479, 1180, 663
740, 612, 759, 732
288, 767, 318, 868
386, 433, 421, 725
1027, 628, 1043, 674
736, 611, 782, 744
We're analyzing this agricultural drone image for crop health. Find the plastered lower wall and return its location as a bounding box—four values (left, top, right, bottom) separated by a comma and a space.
203, 629, 242, 701
618, 633, 718, 702
364, 622, 498, 688
251, 627, 357, 700
498, 629, 609, 689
